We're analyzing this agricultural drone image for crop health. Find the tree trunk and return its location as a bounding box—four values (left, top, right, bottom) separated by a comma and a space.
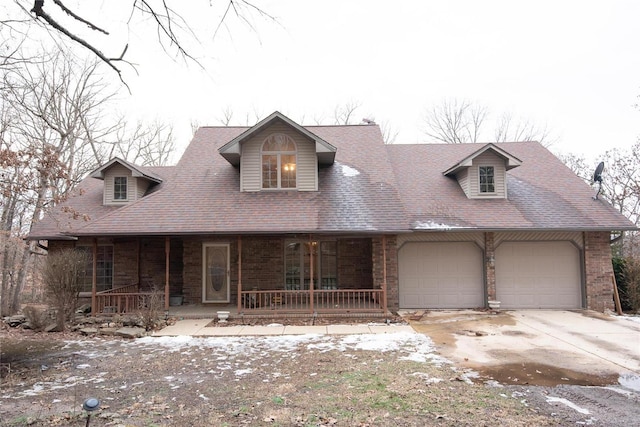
10, 243, 31, 314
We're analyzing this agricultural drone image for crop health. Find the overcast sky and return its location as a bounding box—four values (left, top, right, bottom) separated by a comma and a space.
43, 1, 640, 163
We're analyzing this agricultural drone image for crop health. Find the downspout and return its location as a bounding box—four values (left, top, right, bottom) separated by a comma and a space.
237, 236, 242, 313
382, 235, 388, 314
164, 237, 170, 310
91, 238, 97, 316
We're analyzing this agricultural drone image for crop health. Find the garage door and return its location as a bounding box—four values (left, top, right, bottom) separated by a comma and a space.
399, 242, 484, 309
495, 242, 581, 309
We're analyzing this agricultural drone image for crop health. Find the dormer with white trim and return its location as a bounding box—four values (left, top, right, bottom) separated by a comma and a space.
218, 112, 337, 192
443, 143, 522, 199
90, 157, 163, 205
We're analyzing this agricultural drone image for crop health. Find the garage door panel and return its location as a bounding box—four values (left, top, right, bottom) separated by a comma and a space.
399, 242, 484, 309
496, 242, 581, 309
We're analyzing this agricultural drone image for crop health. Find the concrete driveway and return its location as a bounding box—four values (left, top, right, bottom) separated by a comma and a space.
404, 309, 640, 389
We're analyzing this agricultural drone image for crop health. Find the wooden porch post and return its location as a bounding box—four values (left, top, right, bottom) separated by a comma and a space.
165, 237, 170, 310
137, 238, 141, 286
309, 236, 314, 314
382, 235, 388, 314
91, 238, 97, 316
237, 236, 242, 313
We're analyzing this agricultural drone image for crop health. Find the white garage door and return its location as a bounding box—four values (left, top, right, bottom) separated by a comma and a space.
495, 242, 581, 309
399, 242, 484, 309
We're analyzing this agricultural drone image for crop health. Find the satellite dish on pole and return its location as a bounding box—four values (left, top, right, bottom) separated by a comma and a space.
592, 161, 604, 200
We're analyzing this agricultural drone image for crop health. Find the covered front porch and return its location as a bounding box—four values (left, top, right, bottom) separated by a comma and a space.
84, 234, 398, 318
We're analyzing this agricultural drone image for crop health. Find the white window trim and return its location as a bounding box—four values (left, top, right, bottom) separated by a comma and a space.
261, 134, 298, 190
478, 166, 496, 195
114, 176, 129, 201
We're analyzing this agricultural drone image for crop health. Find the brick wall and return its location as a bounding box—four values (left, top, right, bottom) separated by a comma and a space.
584, 231, 615, 312
182, 236, 242, 305
337, 238, 372, 289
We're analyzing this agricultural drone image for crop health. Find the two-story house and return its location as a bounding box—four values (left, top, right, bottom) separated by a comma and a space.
28, 112, 636, 317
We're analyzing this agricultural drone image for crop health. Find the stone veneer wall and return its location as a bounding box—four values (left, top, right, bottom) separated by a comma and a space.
372, 235, 399, 313
485, 232, 496, 302
584, 231, 615, 312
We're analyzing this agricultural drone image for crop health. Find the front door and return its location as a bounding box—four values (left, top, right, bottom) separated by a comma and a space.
203, 244, 230, 303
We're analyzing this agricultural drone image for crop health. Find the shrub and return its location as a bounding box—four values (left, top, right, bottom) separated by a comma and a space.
136, 284, 165, 331
21, 305, 49, 332
620, 257, 640, 313
612, 256, 630, 311
42, 249, 89, 331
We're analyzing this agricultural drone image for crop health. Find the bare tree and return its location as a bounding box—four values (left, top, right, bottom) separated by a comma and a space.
333, 101, 362, 125
560, 141, 640, 257
423, 98, 488, 144
9, 1, 275, 82
109, 120, 176, 166
494, 112, 553, 145
217, 106, 235, 126
423, 98, 553, 144
601, 141, 640, 227
0, 51, 176, 315
557, 152, 592, 183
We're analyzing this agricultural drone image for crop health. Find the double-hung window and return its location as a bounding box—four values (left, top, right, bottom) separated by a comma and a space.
479, 166, 495, 193
262, 134, 297, 189
114, 176, 128, 200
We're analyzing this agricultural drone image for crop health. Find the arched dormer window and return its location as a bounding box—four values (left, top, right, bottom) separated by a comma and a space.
261, 134, 297, 189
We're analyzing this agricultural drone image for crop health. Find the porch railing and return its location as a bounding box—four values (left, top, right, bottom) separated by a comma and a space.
240, 289, 385, 314
95, 284, 165, 314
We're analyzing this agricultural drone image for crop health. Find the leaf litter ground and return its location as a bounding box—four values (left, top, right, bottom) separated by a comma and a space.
0, 327, 585, 426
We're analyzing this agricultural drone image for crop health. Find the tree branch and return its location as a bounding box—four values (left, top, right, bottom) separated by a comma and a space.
30, 1, 131, 92
52, 0, 109, 35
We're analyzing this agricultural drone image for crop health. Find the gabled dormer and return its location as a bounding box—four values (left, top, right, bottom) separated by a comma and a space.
218, 112, 337, 192
443, 143, 521, 199
90, 157, 163, 205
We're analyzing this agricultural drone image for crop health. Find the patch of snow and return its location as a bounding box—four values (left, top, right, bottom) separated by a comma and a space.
412, 372, 443, 384
621, 314, 640, 324
546, 396, 590, 415
618, 373, 640, 392
340, 164, 360, 177
2, 332, 451, 400
576, 417, 598, 425
413, 221, 467, 230
234, 368, 253, 377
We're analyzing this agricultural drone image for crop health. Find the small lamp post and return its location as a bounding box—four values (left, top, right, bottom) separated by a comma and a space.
82, 397, 100, 427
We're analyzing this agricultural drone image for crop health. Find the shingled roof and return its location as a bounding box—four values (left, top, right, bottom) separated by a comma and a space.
29, 123, 408, 238
28, 118, 635, 240
386, 142, 635, 231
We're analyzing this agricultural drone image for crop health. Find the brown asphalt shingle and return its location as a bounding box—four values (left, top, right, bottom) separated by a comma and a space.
386, 142, 634, 231
28, 124, 635, 240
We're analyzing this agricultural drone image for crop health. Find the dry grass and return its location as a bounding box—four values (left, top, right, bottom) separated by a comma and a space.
0, 329, 557, 427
